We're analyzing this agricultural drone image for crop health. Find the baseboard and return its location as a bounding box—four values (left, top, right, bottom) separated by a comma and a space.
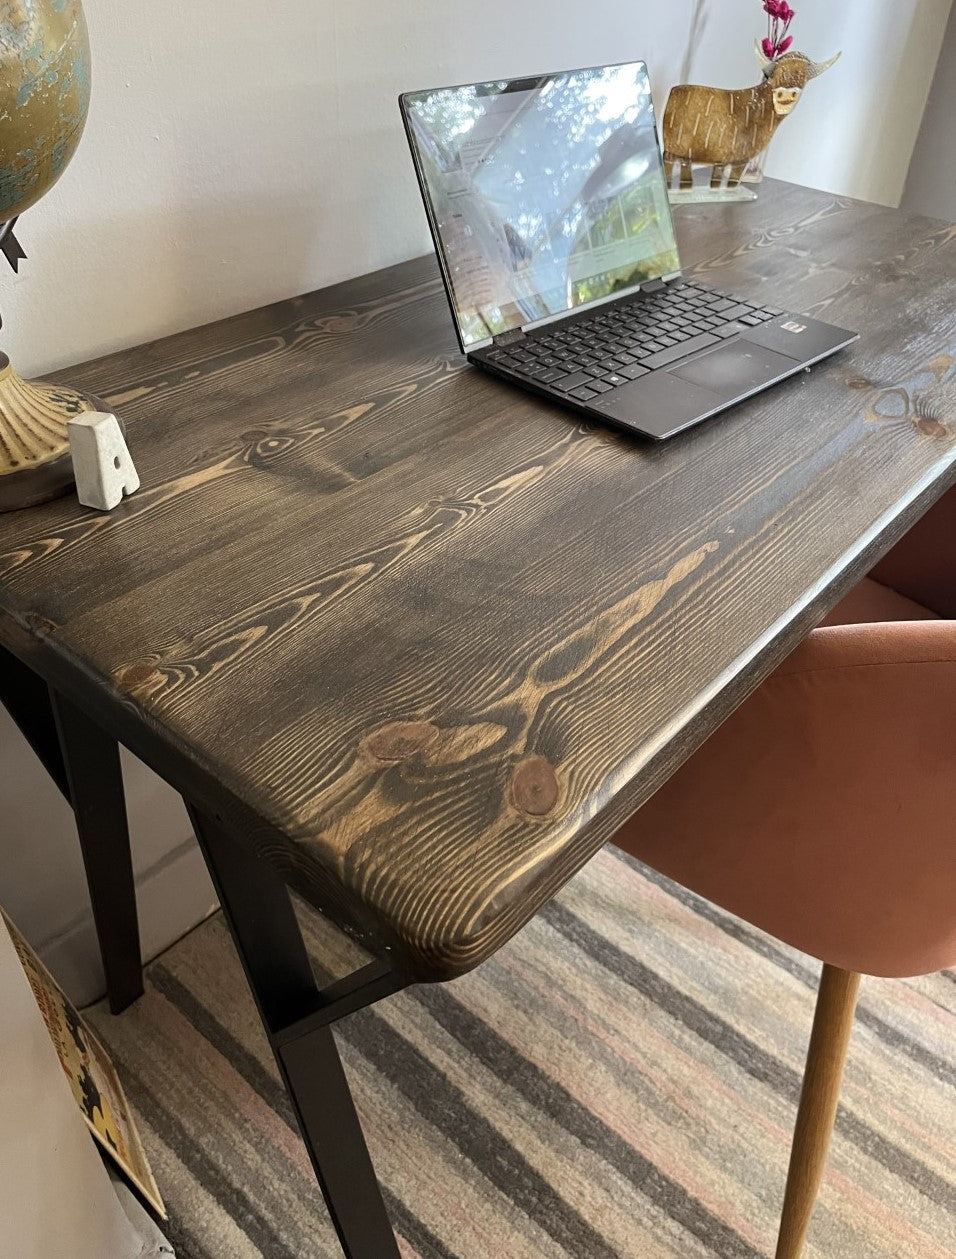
40, 835, 218, 1008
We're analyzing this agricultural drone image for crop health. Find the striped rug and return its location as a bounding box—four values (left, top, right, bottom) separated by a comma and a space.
87, 847, 955, 1259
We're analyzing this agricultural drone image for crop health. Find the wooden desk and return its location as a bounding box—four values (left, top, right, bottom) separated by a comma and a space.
1, 180, 954, 1256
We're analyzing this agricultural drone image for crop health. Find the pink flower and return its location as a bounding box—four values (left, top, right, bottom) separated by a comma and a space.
761, 0, 796, 59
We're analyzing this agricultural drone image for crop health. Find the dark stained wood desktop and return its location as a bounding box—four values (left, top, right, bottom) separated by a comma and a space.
1, 180, 953, 982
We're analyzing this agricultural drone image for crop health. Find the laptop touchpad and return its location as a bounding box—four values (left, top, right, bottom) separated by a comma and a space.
672, 341, 801, 400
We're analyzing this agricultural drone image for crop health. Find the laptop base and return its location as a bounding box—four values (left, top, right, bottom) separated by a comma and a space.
470, 282, 857, 442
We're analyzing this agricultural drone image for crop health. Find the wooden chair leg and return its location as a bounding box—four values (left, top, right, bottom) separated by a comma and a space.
775, 964, 861, 1259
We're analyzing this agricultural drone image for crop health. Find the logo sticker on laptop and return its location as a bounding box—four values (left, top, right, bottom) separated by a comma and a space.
781, 320, 807, 333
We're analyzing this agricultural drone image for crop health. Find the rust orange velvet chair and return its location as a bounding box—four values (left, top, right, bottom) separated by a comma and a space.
611, 486, 956, 1259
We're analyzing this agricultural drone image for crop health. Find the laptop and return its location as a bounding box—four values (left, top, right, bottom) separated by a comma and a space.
399, 61, 858, 441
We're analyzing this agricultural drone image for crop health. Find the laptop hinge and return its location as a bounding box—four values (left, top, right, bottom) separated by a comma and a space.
492, 327, 526, 346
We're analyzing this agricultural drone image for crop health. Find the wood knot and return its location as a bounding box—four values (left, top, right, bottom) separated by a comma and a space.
913, 394, 949, 439
364, 721, 439, 763
846, 376, 871, 391
245, 434, 297, 466
916, 416, 949, 439
509, 755, 561, 819
118, 662, 159, 689
23, 612, 57, 637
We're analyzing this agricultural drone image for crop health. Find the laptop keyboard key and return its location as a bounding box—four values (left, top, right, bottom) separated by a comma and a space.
641, 331, 720, 370
554, 371, 596, 392
486, 284, 791, 394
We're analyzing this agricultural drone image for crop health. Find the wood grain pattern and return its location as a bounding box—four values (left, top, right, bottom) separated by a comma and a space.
0, 181, 953, 982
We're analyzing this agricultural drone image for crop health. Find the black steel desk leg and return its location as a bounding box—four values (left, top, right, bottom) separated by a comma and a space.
186, 805, 402, 1259
0, 644, 70, 798
49, 690, 144, 1013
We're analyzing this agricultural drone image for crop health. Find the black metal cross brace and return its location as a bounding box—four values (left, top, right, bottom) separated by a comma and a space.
186, 805, 406, 1258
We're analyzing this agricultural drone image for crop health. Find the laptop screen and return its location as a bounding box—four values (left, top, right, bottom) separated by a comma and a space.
401, 62, 680, 349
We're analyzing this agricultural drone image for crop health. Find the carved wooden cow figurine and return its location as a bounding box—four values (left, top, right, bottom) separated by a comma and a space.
663, 45, 840, 191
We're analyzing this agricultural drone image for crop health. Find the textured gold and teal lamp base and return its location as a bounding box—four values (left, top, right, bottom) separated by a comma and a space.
0, 353, 106, 511
0, 0, 96, 512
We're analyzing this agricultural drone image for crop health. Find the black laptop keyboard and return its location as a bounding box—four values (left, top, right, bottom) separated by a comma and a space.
481, 282, 784, 403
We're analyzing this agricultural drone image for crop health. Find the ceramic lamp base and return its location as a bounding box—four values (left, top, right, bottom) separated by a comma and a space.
0, 352, 108, 512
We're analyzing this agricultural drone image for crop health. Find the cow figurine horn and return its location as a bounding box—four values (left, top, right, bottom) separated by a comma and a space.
754, 41, 841, 80
755, 37, 774, 73
808, 51, 841, 78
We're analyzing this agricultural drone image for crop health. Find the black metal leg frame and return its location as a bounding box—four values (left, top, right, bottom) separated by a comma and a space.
0, 644, 143, 1013
186, 805, 407, 1259
1, 645, 403, 1256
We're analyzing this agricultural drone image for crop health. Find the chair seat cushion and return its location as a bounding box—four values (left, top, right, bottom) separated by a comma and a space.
821, 577, 939, 627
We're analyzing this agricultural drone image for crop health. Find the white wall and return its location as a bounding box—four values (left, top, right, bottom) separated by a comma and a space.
901, 2, 956, 221
3, 0, 950, 380
704, 0, 952, 207
0, 0, 950, 1002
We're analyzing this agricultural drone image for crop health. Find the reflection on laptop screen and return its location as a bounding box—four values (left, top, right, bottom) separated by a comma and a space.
402, 62, 680, 348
